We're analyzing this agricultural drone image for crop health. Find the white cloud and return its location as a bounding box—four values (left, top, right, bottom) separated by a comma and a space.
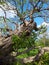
0, 9, 5, 16
42, 22, 49, 26
6, 10, 17, 18
37, 22, 49, 28
0, 9, 17, 18
0, 4, 17, 18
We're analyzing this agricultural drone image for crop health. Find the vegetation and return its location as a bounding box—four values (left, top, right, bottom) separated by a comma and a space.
0, 0, 49, 65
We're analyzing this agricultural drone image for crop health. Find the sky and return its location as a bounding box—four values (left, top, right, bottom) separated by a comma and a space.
0, 0, 49, 33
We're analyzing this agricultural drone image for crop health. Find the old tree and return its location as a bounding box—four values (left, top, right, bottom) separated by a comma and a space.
0, 0, 49, 65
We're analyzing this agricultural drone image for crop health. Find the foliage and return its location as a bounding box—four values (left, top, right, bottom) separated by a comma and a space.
11, 27, 49, 65
12, 25, 47, 51
39, 25, 47, 34
12, 31, 37, 51
13, 52, 49, 65
35, 34, 49, 47
17, 49, 38, 59
33, 52, 49, 65
40, 52, 49, 65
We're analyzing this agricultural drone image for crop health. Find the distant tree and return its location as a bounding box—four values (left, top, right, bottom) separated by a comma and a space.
36, 33, 49, 47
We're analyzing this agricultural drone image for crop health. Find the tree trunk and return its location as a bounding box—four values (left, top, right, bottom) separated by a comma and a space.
0, 21, 38, 64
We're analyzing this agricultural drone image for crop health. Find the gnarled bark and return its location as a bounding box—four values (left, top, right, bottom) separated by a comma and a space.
0, 21, 40, 64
